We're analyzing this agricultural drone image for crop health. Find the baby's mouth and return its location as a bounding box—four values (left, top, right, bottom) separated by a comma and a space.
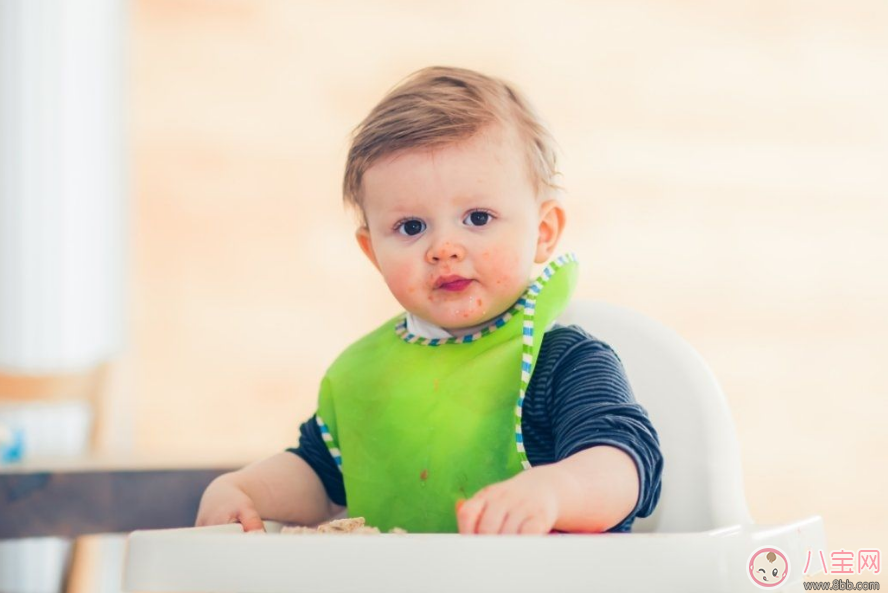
434, 275, 474, 292
437, 278, 473, 292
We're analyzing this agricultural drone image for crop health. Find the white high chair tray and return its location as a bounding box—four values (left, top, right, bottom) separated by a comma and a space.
123, 516, 825, 593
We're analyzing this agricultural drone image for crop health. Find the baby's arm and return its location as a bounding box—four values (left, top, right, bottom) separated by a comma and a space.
549, 445, 641, 531
196, 452, 345, 532
458, 329, 662, 534
457, 446, 638, 534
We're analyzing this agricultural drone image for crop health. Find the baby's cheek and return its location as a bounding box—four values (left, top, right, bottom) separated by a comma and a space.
482, 249, 523, 290
384, 262, 422, 302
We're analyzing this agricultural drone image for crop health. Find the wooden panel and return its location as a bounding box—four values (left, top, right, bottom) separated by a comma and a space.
0, 467, 234, 538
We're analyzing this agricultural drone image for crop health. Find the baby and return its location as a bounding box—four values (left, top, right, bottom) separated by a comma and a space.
197, 66, 662, 535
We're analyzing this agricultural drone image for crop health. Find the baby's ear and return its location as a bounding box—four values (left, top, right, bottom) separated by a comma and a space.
534, 199, 566, 263
355, 227, 381, 272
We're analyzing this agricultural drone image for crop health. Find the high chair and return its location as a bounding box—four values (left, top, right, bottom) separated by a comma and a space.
123, 301, 826, 593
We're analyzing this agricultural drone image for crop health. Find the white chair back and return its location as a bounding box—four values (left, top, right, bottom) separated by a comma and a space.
557, 301, 752, 532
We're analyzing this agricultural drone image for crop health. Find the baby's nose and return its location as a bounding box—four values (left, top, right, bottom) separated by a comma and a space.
426, 241, 466, 263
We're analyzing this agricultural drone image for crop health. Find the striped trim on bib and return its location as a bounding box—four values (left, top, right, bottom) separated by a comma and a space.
316, 415, 342, 472
514, 252, 577, 469
394, 299, 527, 345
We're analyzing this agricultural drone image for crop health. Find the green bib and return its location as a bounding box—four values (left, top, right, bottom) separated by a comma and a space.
316, 254, 578, 532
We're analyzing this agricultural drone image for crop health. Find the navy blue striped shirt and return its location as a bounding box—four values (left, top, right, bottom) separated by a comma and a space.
287, 323, 663, 532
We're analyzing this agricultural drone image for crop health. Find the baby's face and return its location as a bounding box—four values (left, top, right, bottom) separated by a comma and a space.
356, 124, 557, 332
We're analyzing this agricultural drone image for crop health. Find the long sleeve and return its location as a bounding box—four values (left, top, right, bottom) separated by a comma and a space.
286, 415, 347, 506
521, 324, 663, 532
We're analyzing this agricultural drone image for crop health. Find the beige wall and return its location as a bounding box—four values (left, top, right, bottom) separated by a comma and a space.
129, 0, 887, 571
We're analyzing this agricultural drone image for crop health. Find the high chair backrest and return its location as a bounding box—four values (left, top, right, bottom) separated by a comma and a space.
556, 301, 753, 533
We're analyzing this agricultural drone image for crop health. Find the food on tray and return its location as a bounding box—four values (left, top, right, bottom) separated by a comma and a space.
280, 516, 406, 535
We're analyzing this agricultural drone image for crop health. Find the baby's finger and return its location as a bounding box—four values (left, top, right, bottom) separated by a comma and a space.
237, 506, 266, 533
476, 500, 508, 535
500, 509, 528, 535
457, 497, 486, 535
518, 517, 547, 535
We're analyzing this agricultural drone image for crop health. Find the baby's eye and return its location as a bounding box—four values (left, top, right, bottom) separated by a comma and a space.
772, 569, 778, 577
464, 210, 493, 227
396, 219, 426, 236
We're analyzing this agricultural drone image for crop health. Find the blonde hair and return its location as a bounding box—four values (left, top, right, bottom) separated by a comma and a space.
342, 66, 562, 226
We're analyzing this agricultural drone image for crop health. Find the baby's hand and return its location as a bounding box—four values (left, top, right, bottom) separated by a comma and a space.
196, 474, 266, 533
456, 466, 559, 535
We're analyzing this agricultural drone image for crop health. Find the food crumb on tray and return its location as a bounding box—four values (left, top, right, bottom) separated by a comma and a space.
280, 517, 407, 535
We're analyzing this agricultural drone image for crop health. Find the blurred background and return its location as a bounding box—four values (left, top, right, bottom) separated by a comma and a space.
1, 0, 885, 590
